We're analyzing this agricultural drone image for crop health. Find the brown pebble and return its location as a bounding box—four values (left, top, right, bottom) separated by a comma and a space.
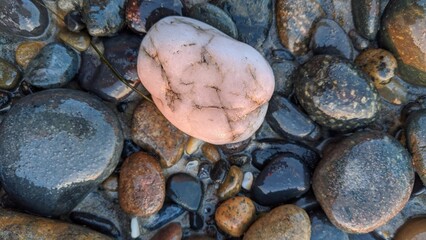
215, 196, 256, 237
201, 143, 220, 163
244, 204, 311, 240
0, 209, 111, 239
355, 48, 397, 86
394, 217, 426, 240
119, 152, 165, 217
131, 101, 188, 168
15, 41, 46, 68
217, 165, 243, 201
58, 29, 90, 51
150, 222, 182, 240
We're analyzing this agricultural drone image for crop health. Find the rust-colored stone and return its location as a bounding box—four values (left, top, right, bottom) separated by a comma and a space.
119, 152, 165, 217
215, 196, 255, 237
201, 143, 220, 163
217, 165, 243, 201
150, 222, 182, 240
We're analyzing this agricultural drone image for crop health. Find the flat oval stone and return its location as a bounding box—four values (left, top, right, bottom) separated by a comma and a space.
58, 30, 91, 52
0, 210, 111, 239
166, 173, 203, 212
313, 131, 414, 233
0, 89, 123, 216
215, 196, 255, 237
252, 153, 310, 206
244, 204, 311, 240
119, 152, 165, 217
352, 0, 380, 40
0, 0, 50, 38
380, 0, 426, 86
310, 19, 354, 59
82, 0, 125, 37
126, 0, 183, 34
406, 109, 426, 185
295, 55, 380, 131
23, 43, 80, 89
15, 41, 45, 68
355, 48, 398, 85
137, 16, 274, 144
276, 0, 325, 55
188, 3, 238, 39
131, 100, 187, 168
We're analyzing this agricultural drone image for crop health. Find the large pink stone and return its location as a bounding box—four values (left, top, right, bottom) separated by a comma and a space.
137, 16, 275, 144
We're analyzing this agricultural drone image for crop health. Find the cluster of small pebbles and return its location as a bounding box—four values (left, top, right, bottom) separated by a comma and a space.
0, 0, 425, 239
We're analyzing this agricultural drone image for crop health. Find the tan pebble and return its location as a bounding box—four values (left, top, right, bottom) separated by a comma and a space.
201, 143, 220, 163
244, 204, 311, 240
394, 217, 426, 240
185, 137, 203, 155
119, 152, 165, 217
355, 48, 397, 86
58, 29, 91, 51
15, 41, 46, 68
150, 222, 182, 240
215, 196, 256, 237
217, 165, 243, 200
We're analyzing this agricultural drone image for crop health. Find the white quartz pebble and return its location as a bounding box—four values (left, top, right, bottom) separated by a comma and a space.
131, 217, 140, 239
242, 172, 254, 191
137, 16, 275, 144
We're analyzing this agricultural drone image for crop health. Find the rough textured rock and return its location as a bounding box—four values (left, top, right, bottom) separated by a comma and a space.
406, 109, 426, 185
119, 152, 165, 217
23, 43, 81, 89
310, 19, 354, 59
295, 55, 380, 131
215, 196, 255, 237
313, 131, 414, 233
131, 100, 187, 168
0, 0, 50, 38
0, 210, 111, 239
352, 0, 380, 40
380, 0, 426, 86
137, 16, 274, 144
244, 204, 311, 240
0, 89, 123, 216
82, 0, 125, 37
276, 0, 325, 55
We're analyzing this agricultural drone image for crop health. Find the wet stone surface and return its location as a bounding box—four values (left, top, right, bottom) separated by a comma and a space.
0, 89, 123, 217
82, 0, 125, 37
313, 131, 414, 233
166, 173, 203, 212
352, 0, 380, 40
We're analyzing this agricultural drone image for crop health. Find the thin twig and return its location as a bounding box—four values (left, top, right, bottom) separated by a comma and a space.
33, 0, 153, 103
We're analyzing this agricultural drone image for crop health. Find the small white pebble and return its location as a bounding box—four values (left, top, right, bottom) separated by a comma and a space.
242, 172, 254, 191
131, 217, 140, 239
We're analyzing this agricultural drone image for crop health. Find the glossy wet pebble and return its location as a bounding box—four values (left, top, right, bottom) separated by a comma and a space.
352, 0, 380, 40
150, 222, 182, 240
355, 48, 397, 86
166, 173, 203, 212
217, 165, 243, 200
137, 16, 274, 145
394, 217, 426, 240
119, 152, 165, 217
58, 30, 91, 52
295, 55, 379, 131
210, 159, 230, 184
0, 0, 49, 38
406, 109, 426, 186
188, 3, 238, 39
140, 203, 185, 231
214, 0, 272, 50
267, 95, 320, 141
23, 43, 80, 89
310, 19, 354, 59
70, 212, 121, 239
276, 0, 325, 55
0, 89, 123, 216
313, 131, 414, 233
65, 10, 86, 33
0, 59, 20, 90
252, 153, 310, 206
131, 100, 187, 168
380, 0, 426, 86
215, 196, 255, 237
0, 210, 111, 239
82, 0, 125, 37
79, 33, 143, 102
126, 0, 183, 34
271, 59, 297, 97
244, 204, 311, 240
201, 143, 220, 163
15, 41, 45, 68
